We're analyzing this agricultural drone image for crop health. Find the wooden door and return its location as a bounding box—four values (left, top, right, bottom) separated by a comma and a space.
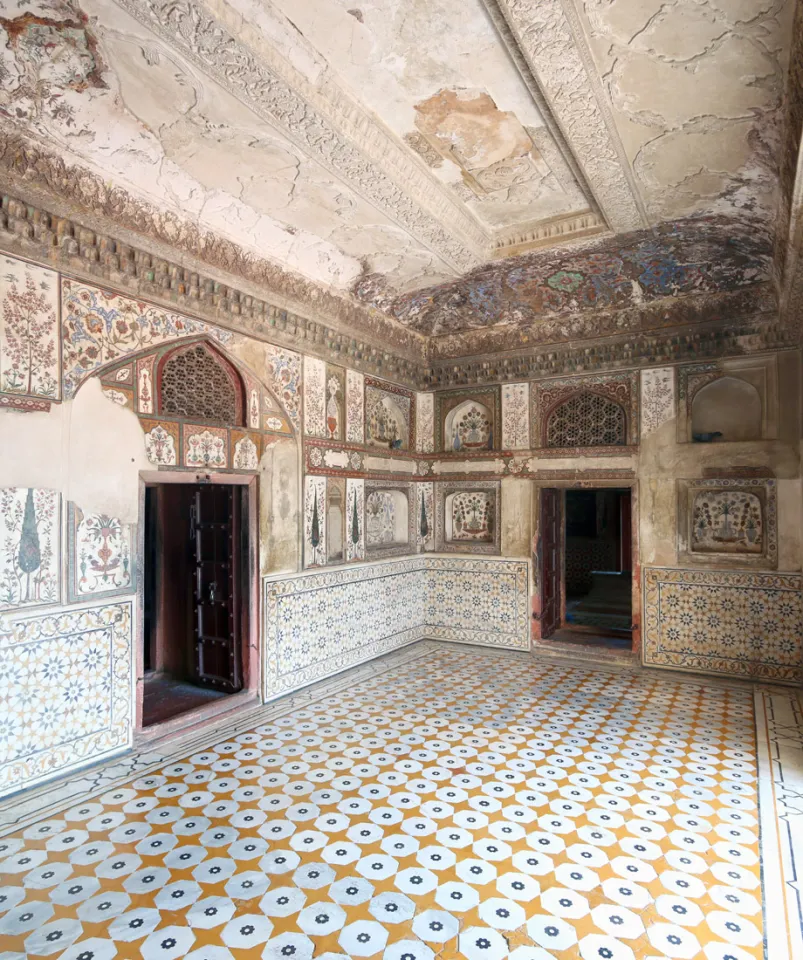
540, 488, 561, 638
191, 485, 242, 692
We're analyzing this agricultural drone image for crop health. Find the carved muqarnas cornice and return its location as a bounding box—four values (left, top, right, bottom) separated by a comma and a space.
0, 160, 429, 386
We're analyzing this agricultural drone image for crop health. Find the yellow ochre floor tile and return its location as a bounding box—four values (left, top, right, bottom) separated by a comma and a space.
0, 648, 766, 960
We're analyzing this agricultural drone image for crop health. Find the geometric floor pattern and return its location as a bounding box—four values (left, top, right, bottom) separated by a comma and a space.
0, 647, 763, 960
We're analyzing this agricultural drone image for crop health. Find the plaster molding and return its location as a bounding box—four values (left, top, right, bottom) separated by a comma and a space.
480, 0, 648, 233
490, 211, 607, 257
0, 179, 426, 388
112, 0, 483, 274
0, 187, 789, 390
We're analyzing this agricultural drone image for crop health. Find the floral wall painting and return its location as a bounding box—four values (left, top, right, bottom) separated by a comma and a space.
0, 488, 60, 611
436, 387, 499, 452
266, 346, 302, 431
232, 434, 260, 470
366, 490, 409, 546
61, 280, 232, 399
184, 426, 228, 468
365, 380, 413, 450
142, 420, 178, 466
364, 482, 415, 558
304, 475, 327, 568
501, 383, 530, 449
303, 356, 327, 438
678, 477, 777, 569
447, 490, 494, 542
0, 255, 60, 400
445, 400, 493, 452
326, 368, 345, 441
346, 369, 365, 444
68, 505, 134, 602
345, 478, 365, 562
641, 367, 675, 437
415, 392, 434, 453
137, 356, 155, 414
436, 481, 501, 555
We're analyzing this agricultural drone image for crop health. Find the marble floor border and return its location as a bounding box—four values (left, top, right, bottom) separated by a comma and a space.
756, 685, 803, 960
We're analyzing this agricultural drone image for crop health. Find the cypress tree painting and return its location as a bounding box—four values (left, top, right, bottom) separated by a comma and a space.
351, 489, 360, 545
0, 487, 59, 610
310, 491, 320, 549
420, 493, 429, 540
18, 488, 41, 602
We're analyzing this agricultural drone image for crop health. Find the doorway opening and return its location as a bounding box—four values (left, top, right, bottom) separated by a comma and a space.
141, 481, 251, 729
539, 487, 634, 651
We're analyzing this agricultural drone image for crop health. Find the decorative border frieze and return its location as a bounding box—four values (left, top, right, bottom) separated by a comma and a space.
0, 188, 426, 387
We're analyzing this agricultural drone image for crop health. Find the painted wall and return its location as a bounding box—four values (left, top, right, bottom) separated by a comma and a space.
2, 246, 802, 801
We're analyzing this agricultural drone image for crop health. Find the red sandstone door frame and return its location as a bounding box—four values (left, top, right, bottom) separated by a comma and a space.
533, 480, 641, 654
135, 471, 261, 737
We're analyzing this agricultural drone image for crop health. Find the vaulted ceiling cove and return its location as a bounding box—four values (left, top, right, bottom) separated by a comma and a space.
1, 0, 801, 362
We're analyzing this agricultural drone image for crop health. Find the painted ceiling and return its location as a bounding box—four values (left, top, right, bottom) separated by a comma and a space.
0, 0, 799, 352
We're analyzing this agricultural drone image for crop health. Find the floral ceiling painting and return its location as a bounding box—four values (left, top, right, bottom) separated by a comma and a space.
354, 217, 771, 336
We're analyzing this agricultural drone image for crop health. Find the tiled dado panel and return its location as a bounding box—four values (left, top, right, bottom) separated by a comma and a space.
643, 567, 803, 682
263, 556, 530, 698
0, 599, 134, 798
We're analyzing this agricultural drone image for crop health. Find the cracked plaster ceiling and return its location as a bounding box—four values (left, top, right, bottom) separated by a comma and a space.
0, 0, 796, 349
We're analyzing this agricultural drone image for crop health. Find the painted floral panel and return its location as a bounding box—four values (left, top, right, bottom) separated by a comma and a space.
266, 346, 301, 430
0, 488, 60, 611
417, 481, 435, 550
692, 489, 763, 554
233, 433, 260, 470
61, 280, 232, 398
184, 426, 228, 468
0, 255, 59, 399
501, 383, 530, 449
303, 356, 327, 438
69, 505, 134, 601
641, 367, 675, 437
365, 384, 412, 449
346, 370, 365, 444
415, 392, 434, 453
142, 420, 179, 466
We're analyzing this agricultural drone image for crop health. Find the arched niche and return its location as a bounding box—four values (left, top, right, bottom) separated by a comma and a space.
365, 489, 409, 547
367, 395, 407, 447
445, 490, 494, 542
444, 399, 493, 452
691, 376, 762, 442
327, 482, 345, 562
545, 392, 626, 448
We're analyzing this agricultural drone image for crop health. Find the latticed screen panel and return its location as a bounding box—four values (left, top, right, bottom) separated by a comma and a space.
545, 392, 627, 447
159, 344, 241, 425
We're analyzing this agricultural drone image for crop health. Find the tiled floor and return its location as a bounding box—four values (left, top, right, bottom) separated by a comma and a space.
0, 644, 796, 960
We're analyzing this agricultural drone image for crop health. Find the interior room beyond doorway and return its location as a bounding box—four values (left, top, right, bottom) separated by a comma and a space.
539, 486, 633, 651
141, 481, 250, 729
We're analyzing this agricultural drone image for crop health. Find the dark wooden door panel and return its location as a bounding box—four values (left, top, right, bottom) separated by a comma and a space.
540, 488, 561, 638
191, 485, 242, 692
